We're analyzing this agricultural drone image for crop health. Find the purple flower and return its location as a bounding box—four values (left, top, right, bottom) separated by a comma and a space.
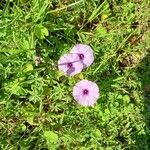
73, 80, 99, 106
58, 53, 83, 76
70, 44, 94, 68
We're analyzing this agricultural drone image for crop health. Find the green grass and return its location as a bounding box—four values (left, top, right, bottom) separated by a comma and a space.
0, 0, 150, 149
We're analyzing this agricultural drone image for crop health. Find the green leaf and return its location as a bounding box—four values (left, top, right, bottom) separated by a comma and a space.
93, 129, 102, 138
0, 48, 20, 53
123, 95, 130, 103
18, 124, 26, 132
44, 131, 58, 144
34, 24, 49, 39
95, 25, 107, 37
19, 38, 30, 50
23, 63, 33, 72
101, 13, 108, 20
5, 79, 26, 95
27, 116, 34, 125
42, 27, 49, 37
88, 1, 108, 22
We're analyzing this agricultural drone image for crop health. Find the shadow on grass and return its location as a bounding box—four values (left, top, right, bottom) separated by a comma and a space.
135, 52, 150, 149
88, 52, 150, 149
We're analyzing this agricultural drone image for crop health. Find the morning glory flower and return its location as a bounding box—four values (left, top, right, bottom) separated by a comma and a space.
58, 53, 83, 76
70, 44, 94, 68
73, 80, 99, 106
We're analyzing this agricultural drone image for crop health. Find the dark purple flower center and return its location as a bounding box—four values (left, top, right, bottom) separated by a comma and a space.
67, 63, 73, 68
83, 89, 89, 95
79, 54, 84, 60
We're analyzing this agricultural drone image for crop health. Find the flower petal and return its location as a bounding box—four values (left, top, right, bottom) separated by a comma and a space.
58, 53, 83, 76
73, 80, 100, 106
70, 44, 94, 68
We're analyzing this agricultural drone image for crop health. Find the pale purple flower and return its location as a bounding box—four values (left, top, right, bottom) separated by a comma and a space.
58, 53, 83, 76
73, 80, 99, 106
70, 44, 94, 68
